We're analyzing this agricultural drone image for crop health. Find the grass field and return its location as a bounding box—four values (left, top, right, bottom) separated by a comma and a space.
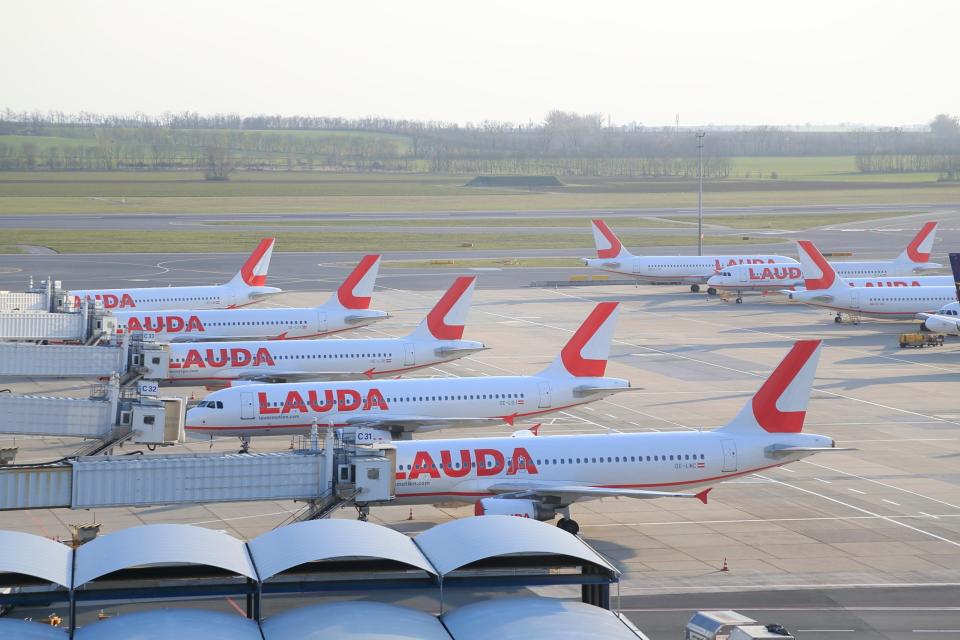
384, 257, 586, 269
202, 216, 684, 228
728, 156, 942, 182
0, 229, 782, 255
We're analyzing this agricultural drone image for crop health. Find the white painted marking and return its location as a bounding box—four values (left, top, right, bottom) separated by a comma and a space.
919, 512, 941, 520
801, 460, 960, 510
815, 478, 832, 484
882, 499, 901, 506
756, 474, 960, 548
848, 488, 867, 495
779, 467, 795, 473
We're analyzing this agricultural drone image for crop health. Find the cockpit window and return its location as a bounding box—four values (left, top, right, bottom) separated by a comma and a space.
196, 400, 224, 409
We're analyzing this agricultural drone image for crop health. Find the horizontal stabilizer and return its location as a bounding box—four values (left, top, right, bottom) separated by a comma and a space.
573, 385, 639, 398
345, 312, 391, 324
435, 345, 489, 356
765, 445, 855, 457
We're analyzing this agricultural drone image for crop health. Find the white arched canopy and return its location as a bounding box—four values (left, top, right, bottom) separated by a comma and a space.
249, 519, 437, 580
0, 531, 72, 588
73, 524, 256, 586
414, 516, 617, 577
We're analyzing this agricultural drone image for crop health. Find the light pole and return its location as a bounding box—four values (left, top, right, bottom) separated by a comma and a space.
696, 130, 705, 256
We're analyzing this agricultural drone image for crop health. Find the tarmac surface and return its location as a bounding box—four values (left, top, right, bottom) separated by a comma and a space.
1, 270, 959, 637
0, 209, 958, 292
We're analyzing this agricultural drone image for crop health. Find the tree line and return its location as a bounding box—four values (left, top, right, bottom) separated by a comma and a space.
1, 109, 958, 177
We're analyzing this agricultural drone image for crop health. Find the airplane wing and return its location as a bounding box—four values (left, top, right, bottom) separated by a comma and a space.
486, 481, 711, 504
235, 371, 370, 383
344, 415, 507, 434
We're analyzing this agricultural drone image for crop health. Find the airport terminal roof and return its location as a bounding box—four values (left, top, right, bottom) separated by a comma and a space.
260, 601, 452, 639
0, 618, 68, 639
73, 523, 257, 586
0, 530, 72, 588
414, 515, 618, 577
442, 597, 642, 640
250, 519, 437, 580
73, 609, 261, 640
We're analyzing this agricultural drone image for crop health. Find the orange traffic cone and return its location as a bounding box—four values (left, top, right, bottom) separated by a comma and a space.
189, 391, 196, 401
720, 557, 729, 572
407, 508, 414, 521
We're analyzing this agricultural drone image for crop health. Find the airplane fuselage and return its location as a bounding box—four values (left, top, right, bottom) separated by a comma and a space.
185, 374, 628, 437
166, 336, 485, 385
112, 307, 387, 342
69, 284, 280, 311
584, 255, 795, 283
790, 285, 957, 319
388, 430, 832, 505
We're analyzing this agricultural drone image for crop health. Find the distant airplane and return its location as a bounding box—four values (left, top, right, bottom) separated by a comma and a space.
390, 340, 843, 535
165, 276, 485, 392
185, 302, 634, 450
916, 252, 960, 334
707, 221, 944, 302
582, 219, 795, 294
69, 238, 280, 311
786, 240, 956, 321
112, 255, 388, 341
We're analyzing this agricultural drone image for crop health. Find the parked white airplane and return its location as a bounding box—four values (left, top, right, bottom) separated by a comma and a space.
916, 253, 960, 334
69, 238, 281, 311
112, 255, 388, 342
165, 276, 485, 391
582, 219, 795, 294
707, 221, 944, 302
383, 339, 842, 534
709, 268, 951, 304
185, 302, 633, 449
786, 240, 956, 321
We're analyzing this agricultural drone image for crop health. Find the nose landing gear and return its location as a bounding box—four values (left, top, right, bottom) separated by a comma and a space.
238, 436, 251, 454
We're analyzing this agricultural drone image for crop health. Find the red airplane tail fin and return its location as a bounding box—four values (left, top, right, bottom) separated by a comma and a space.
326, 255, 382, 310
228, 238, 276, 288
539, 302, 620, 378
409, 276, 477, 341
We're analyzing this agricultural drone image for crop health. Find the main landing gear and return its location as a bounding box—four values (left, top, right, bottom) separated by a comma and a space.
238, 436, 251, 454
356, 505, 370, 522
690, 284, 701, 293
556, 517, 580, 535
834, 313, 842, 324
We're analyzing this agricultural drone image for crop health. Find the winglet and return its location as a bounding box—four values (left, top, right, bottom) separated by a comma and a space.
695, 488, 711, 504
409, 276, 477, 341
539, 302, 620, 378
331, 255, 382, 310
229, 238, 275, 287
591, 219, 632, 260
721, 340, 822, 434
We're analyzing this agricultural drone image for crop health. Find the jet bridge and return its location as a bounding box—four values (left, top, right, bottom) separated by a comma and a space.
0, 377, 184, 449
0, 333, 169, 379
0, 430, 394, 513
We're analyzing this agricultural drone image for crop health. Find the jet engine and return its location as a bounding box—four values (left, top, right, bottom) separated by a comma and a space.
921, 314, 960, 336
474, 498, 556, 521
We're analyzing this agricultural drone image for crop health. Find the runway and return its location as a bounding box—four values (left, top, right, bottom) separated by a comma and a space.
0, 209, 957, 292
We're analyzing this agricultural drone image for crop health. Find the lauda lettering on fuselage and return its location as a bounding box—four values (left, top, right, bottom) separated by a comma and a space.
170, 347, 274, 369
396, 447, 537, 480
73, 293, 136, 309
124, 315, 205, 333
257, 389, 387, 414
749, 266, 802, 281
715, 258, 776, 271
860, 280, 922, 287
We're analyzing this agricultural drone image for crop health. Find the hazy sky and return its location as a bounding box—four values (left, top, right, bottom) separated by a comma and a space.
2, 0, 957, 126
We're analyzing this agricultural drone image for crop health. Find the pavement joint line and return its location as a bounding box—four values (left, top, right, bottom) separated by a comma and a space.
541, 287, 960, 427
799, 459, 960, 510
580, 513, 960, 527
755, 473, 960, 548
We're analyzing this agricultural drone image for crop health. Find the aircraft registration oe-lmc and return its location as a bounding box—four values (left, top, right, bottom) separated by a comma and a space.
184, 301, 635, 451
581, 219, 796, 294
165, 276, 485, 391
786, 240, 958, 321
67, 238, 282, 311
707, 221, 944, 302
111, 254, 389, 342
